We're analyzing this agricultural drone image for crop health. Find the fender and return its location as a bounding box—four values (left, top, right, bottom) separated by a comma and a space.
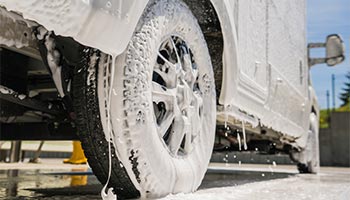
210, 0, 239, 106
0, 0, 149, 55
295, 85, 319, 149
0, 0, 239, 105
309, 86, 320, 117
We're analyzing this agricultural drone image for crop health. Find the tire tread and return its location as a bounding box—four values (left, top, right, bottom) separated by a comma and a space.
73, 49, 140, 199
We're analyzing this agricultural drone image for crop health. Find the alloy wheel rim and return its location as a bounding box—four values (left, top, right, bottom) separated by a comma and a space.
152, 35, 204, 157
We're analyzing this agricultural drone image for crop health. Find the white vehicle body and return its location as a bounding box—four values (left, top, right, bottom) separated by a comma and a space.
0, 0, 316, 148
6, 0, 346, 198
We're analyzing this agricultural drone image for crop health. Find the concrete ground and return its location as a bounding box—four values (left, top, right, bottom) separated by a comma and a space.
0, 159, 349, 199
0, 141, 73, 152
0, 141, 73, 160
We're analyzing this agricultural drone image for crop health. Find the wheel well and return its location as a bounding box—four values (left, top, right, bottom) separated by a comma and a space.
311, 106, 317, 116
183, 0, 224, 102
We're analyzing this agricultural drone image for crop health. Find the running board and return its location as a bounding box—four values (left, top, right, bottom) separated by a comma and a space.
217, 105, 259, 132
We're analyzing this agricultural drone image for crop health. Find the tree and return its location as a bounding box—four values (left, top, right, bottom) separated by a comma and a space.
339, 72, 350, 107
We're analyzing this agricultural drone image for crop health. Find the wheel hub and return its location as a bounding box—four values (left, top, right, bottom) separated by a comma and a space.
152, 36, 203, 156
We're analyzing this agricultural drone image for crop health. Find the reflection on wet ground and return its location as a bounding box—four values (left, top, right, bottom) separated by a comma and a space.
0, 168, 101, 199
0, 166, 294, 199
0, 163, 349, 200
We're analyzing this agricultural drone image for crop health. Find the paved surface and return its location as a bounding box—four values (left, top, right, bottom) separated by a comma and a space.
0, 160, 349, 199
0, 141, 73, 153
211, 152, 294, 165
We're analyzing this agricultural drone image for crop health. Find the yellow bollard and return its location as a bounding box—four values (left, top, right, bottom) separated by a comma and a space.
63, 141, 87, 164
70, 169, 88, 186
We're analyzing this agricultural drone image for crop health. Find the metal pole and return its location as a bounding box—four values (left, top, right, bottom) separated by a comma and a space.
29, 141, 44, 163
327, 90, 330, 114
332, 74, 336, 111
9, 141, 22, 163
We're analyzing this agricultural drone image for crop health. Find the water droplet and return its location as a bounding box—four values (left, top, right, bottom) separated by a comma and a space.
237, 132, 242, 151
242, 121, 247, 150
113, 89, 118, 96
106, 1, 112, 8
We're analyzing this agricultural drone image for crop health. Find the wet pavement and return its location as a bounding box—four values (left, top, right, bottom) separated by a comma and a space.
0, 160, 349, 200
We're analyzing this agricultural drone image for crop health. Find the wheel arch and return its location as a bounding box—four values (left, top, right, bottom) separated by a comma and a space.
309, 86, 320, 118
0, 0, 238, 106
183, 0, 224, 102
183, 0, 240, 106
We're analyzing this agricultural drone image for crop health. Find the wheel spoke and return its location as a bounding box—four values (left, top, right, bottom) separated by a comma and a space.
183, 53, 198, 86
182, 117, 192, 153
183, 54, 192, 72
158, 111, 175, 138
170, 37, 182, 68
153, 66, 176, 88
157, 51, 176, 70
168, 115, 187, 154
191, 92, 203, 138
152, 81, 178, 138
152, 82, 176, 105
153, 35, 205, 156
184, 132, 192, 153
156, 52, 179, 87
194, 91, 204, 109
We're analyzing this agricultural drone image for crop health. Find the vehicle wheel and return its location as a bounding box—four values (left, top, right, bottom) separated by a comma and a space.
73, 0, 216, 199
291, 113, 320, 173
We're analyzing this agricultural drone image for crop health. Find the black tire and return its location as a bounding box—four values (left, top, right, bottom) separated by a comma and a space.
291, 113, 320, 174
73, 49, 140, 199
74, 0, 216, 198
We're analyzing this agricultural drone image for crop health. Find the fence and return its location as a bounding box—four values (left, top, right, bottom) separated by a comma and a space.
319, 112, 350, 167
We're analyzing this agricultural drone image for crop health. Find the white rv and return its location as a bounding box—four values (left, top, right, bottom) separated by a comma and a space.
0, 0, 345, 199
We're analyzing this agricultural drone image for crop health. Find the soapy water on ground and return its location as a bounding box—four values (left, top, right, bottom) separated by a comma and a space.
0, 161, 349, 200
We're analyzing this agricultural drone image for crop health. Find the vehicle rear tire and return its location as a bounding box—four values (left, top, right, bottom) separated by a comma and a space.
291, 113, 320, 173
73, 0, 216, 198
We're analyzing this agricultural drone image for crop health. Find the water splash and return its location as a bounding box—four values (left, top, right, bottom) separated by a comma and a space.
101, 55, 117, 200
272, 161, 277, 167
101, 187, 117, 200
225, 154, 229, 165
237, 131, 241, 151
242, 121, 247, 150
224, 105, 228, 129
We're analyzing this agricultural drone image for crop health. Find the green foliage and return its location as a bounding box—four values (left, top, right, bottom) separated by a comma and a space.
319, 102, 350, 129
319, 109, 330, 129
338, 102, 350, 112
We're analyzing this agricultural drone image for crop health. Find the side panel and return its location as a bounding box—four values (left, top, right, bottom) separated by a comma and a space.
264, 0, 309, 138
214, 0, 309, 139
237, 0, 268, 104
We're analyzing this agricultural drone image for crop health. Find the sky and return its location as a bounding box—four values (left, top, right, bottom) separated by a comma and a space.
308, 0, 350, 109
